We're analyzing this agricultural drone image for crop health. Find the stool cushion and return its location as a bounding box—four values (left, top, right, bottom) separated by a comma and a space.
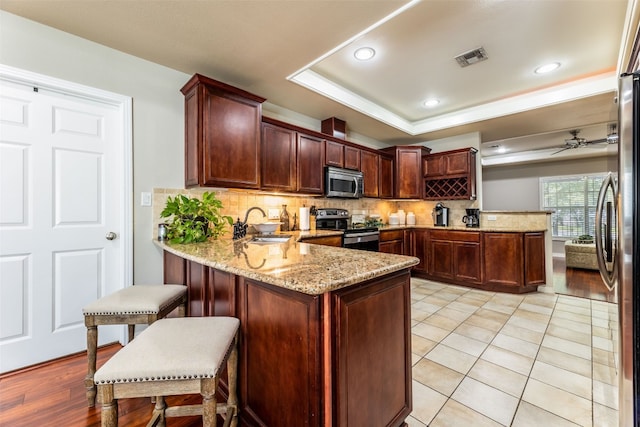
82, 285, 186, 316
94, 317, 239, 384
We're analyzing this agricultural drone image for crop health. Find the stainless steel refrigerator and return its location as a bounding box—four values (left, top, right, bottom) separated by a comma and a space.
596, 72, 640, 426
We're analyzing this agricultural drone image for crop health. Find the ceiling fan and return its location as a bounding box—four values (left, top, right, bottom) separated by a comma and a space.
551, 124, 618, 155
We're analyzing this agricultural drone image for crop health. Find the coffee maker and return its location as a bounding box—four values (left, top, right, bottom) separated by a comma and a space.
462, 208, 480, 228
432, 203, 449, 226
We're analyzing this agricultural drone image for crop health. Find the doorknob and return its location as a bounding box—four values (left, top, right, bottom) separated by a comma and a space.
105, 232, 117, 240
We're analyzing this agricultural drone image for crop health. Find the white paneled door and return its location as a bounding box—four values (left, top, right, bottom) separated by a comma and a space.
0, 68, 132, 373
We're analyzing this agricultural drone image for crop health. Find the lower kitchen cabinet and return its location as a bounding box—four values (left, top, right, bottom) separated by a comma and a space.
379, 229, 405, 255
411, 229, 544, 293
428, 230, 481, 284
163, 251, 412, 427
299, 234, 342, 247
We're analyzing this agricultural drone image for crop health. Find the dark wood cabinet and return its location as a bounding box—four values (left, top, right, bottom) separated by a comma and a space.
325, 140, 344, 168
181, 74, 265, 189
381, 146, 430, 199
423, 148, 477, 200
411, 229, 429, 274
524, 232, 546, 287
427, 230, 481, 284
260, 118, 324, 194
379, 155, 394, 199
360, 150, 380, 197
261, 122, 296, 191
299, 234, 342, 247
379, 229, 405, 255
410, 229, 544, 293
344, 145, 361, 170
163, 251, 413, 427
483, 232, 523, 289
297, 133, 325, 194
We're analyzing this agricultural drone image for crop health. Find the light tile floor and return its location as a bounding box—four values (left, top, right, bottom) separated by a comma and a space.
407, 278, 619, 427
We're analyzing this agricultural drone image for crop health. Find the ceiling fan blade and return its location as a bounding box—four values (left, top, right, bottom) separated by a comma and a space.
585, 138, 608, 145
551, 147, 571, 155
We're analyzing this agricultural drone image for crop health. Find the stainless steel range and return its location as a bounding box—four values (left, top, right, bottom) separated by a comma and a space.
315, 208, 380, 251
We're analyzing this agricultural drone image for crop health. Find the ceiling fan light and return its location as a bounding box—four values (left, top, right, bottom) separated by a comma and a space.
354, 47, 375, 61
534, 62, 561, 74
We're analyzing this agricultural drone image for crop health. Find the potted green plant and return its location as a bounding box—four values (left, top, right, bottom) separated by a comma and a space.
160, 192, 233, 243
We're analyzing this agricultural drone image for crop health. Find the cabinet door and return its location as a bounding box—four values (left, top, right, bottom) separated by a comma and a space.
297, 133, 325, 193
182, 75, 265, 189
344, 146, 361, 170
379, 156, 394, 198
429, 239, 454, 280
201, 85, 262, 188
261, 123, 296, 191
423, 154, 445, 178
445, 150, 470, 175
325, 140, 344, 168
524, 232, 546, 286
453, 241, 482, 283
395, 147, 424, 198
411, 229, 429, 274
360, 150, 379, 197
484, 233, 523, 288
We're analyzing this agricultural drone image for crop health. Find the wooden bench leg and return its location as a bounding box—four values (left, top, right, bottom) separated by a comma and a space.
98, 384, 118, 427
127, 324, 135, 343
85, 324, 98, 407
201, 378, 217, 427
226, 334, 239, 427
150, 396, 166, 427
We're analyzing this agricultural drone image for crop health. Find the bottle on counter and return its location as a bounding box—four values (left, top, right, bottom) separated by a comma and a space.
280, 204, 290, 231
397, 209, 406, 225
406, 212, 416, 225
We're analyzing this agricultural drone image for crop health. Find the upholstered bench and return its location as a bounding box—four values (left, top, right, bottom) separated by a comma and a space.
82, 284, 187, 406
564, 241, 598, 270
94, 317, 240, 427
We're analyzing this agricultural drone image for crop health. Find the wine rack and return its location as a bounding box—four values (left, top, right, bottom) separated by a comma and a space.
424, 177, 476, 200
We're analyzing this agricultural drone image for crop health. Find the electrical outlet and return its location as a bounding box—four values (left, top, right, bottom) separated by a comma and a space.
140, 192, 152, 207
487, 215, 497, 221
268, 209, 280, 220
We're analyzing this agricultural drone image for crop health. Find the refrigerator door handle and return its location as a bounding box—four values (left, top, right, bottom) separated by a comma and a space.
594, 172, 617, 291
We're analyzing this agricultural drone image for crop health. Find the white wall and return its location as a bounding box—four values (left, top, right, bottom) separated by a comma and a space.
0, 11, 190, 284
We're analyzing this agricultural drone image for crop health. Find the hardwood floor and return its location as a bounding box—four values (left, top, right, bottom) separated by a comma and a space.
552, 256, 617, 303
0, 344, 203, 427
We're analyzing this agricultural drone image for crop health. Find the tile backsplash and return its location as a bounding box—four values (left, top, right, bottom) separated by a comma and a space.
152, 188, 480, 238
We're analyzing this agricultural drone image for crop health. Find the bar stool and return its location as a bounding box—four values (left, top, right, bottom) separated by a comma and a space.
82, 284, 187, 407
94, 317, 240, 427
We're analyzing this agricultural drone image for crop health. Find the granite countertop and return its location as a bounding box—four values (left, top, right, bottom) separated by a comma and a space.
156, 232, 419, 296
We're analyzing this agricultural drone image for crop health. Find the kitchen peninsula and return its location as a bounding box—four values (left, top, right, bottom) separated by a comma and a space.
158, 235, 419, 427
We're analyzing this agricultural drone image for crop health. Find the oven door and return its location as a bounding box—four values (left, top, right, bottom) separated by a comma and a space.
343, 231, 380, 251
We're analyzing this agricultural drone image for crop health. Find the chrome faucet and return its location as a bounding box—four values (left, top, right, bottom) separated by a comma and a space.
233, 207, 267, 240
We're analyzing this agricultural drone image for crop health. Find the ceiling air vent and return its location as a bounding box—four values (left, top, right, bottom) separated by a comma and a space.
455, 47, 488, 67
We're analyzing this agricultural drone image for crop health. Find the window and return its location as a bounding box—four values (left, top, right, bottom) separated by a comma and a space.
540, 173, 612, 238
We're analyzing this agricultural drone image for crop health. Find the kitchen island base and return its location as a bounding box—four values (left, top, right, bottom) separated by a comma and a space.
163, 251, 413, 427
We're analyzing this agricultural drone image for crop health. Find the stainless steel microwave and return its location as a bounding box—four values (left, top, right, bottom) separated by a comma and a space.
325, 166, 363, 198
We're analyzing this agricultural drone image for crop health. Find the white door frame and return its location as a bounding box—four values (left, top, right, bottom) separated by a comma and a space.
0, 63, 133, 346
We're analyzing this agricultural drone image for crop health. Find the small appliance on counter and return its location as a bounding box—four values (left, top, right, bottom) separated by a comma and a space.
462, 208, 480, 228
432, 203, 449, 226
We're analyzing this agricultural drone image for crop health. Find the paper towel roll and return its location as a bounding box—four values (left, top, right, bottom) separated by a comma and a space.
299, 207, 310, 231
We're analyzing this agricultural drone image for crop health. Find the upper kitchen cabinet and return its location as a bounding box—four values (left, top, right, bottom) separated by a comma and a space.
344, 146, 361, 170
297, 133, 325, 194
262, 117, 325, 195
360, 150, 379, 197
325, 140, 345, 168
181, 74, 265, 189
423, 147, 477, 200
261, 122, 296, 192
381, 146, 431, 199
379, 155, 394, 199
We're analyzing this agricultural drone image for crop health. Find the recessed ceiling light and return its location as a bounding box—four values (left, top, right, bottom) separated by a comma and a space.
423, 99, 440, 108
354, 47, 375, 61
534, 62, 561, 74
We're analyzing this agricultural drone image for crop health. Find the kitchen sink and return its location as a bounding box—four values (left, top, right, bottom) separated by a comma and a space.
248, 235, 292, 244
